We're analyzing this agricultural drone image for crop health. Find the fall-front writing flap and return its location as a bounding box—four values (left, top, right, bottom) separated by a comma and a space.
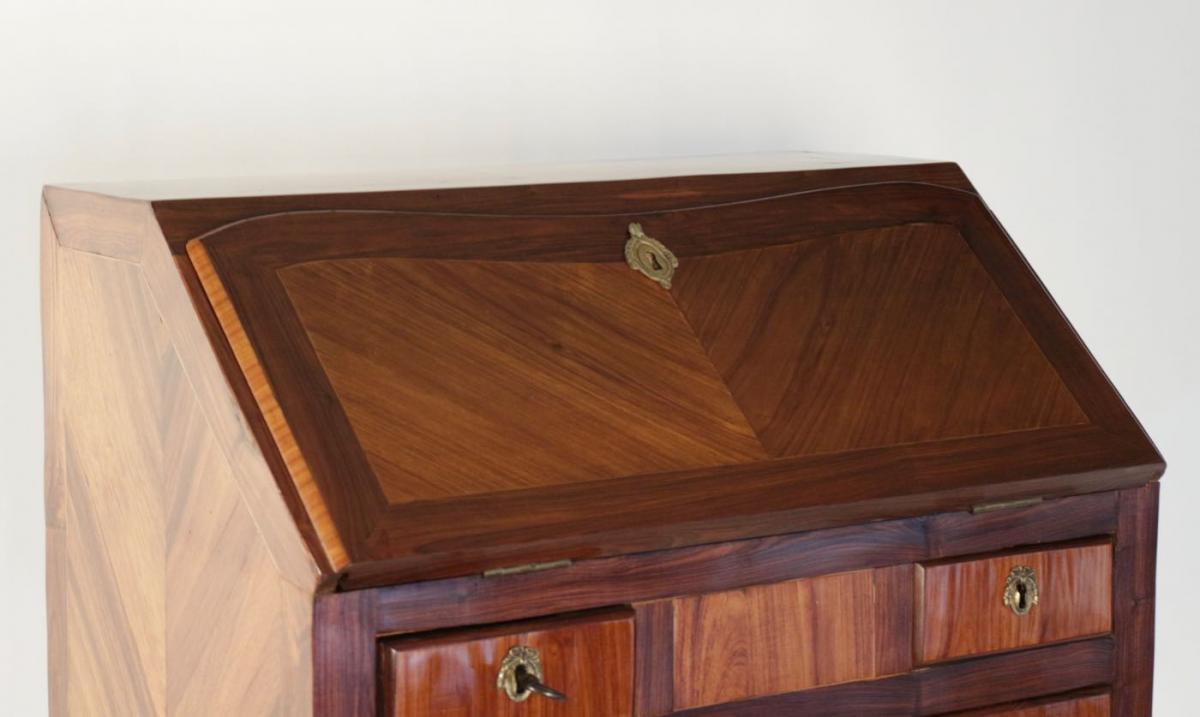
186, 178, 1159, 582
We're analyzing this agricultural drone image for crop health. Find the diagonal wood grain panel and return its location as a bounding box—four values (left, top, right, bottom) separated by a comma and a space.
56, 250, 168, 716
671, 223, 1087, 457
279, 258, 766, 504
162, 363, 312, 717
45, 221, 315, 716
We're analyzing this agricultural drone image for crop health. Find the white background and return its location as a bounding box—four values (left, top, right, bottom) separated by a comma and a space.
2, 1, 1196, 714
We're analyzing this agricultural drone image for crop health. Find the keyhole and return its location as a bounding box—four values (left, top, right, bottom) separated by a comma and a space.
1004, 566, 1036, 616
513, 665, 532, 697
649, 252, 662, 272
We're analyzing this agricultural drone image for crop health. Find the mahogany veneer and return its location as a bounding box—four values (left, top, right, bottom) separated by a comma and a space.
956, 692, 1111, 716
381, 609, 634, 717
672, 567, 912, 709
42, 152, 1162, 715
917, 542, 1113, 664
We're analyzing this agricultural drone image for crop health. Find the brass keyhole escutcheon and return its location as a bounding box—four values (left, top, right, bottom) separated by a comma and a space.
496, 645, 568, 703
624, 223, 679, 290
1003, 565, 1039, 616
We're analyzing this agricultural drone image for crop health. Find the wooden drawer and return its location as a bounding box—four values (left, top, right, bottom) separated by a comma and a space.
917, 542, 1112, 664
671, 566, 912, 710
381, 609, 634, 716
959, 692, 1110, 716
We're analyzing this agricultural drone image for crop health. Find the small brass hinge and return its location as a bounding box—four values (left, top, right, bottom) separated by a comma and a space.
970, 496, 1045, 514
482, 559, 573, 578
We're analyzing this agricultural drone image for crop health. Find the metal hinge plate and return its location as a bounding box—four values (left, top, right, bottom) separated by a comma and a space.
482, 559, 573, 578
970, 496, 1045, 514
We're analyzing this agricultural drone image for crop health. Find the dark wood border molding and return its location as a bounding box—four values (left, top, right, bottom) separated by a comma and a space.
672, 638, 1114, 717
153, 163, 978, 251
1113, 483, 1159, 716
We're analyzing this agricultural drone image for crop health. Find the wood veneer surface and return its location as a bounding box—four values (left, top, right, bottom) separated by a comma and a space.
149, 159, 974, 246
957, 693, 1110, 716
280, 258, 766, 504
184, 173, 1160, 581
672, 567, 911, 709
277, 222, 1085, 506
41, 199, 314, 716
1113, 483, 1158, 716
918, 542, 1113, 664
327, 492, 1119, 714
382, 610, 634, 717
40, 158, 1164, 717
672, 224, 1085, 456
41, 186, 320, 585
655, 639, 1115, 717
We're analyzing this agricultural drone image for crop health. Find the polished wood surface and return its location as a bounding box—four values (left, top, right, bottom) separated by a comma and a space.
370, 493, 1118, 633
41, 196, 316, 716
280, 258, 764, 504
959, 692, 1110, 716
41, 156, 1163, 717
276, 219, 1083, 504
317, 492, 1119, 713
41, 204, 67, 717
189, 239, 351, 567
184, 172, 1160, 585
1112, 484, 1158, 717
149, 159, 975, 246
381, 609, 634, 717
917, 542, 1113, 664
632, 601, 675, 717
672, 223, 1084, 456
672, 567, 910, 709
670, 639, 1114, 717
42, 186, 322, 584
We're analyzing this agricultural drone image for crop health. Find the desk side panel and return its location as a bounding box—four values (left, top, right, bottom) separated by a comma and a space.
41, 193, 315, 717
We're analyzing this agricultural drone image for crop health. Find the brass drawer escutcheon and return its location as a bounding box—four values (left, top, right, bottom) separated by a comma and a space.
496, 645, 568, 703
1003, 565, 1039, 616
625, 222, 678, 289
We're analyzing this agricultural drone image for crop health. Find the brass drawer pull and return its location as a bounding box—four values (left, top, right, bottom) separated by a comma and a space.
497, 645, 568, 703
1003, 565, 1039, 616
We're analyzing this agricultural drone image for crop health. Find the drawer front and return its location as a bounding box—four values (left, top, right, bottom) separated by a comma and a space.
671, 566, 912, 710
917, 542, 1112, 663
965, 693, 1110, 716
382, 609, 634, 716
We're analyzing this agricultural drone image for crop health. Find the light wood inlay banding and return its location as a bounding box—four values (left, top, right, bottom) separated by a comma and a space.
187, 239, 349, 568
